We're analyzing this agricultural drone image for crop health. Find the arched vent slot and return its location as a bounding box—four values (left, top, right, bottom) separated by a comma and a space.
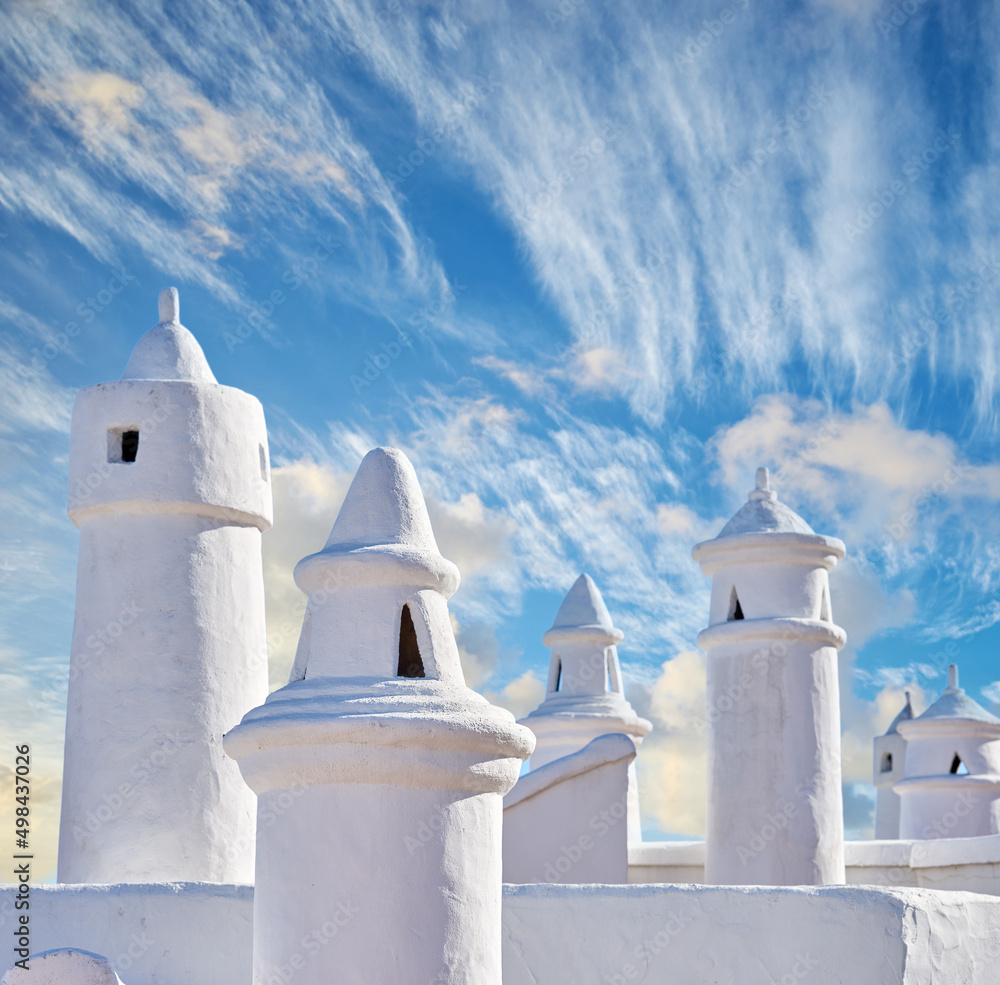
880, 752, 893, 773
727, 586, 744, 621
554, 659, 562, 692
397, 604, 425, 678
820, 586, 832, 623
607, 652, 621, 693
950, 753, 968, 775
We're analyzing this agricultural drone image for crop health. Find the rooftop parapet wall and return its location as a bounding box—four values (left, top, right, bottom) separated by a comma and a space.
627, 836, 1000, 896
502, 882, 1000, 985
5, 881, 1000, 985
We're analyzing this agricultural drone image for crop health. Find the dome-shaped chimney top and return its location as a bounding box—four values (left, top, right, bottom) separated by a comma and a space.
914, 664, 1000, 725
121, 288, 217, 383
716, 466, 815, 538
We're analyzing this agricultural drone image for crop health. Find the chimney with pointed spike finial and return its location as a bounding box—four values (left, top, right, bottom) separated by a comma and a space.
59, 289, 271, 884
518, 574, 651, 847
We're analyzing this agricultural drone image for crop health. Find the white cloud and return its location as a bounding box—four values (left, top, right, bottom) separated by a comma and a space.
264, 460, 355, 688
706, 393, 1000, 638
633, 650, 708, 838
485, 670, 545, 721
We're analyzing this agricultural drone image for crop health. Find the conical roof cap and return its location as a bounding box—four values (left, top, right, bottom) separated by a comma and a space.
551, 574, 615, 631
543, 574, 623, 647
915, 665, 1000, 725
884, 692, 914, 734
325, 447, 441, 553
717, 467, 814, 538
121, 288, 217, 383
294, 446, 459, 599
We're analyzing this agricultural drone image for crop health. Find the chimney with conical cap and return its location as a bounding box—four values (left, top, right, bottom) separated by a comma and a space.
692, 467, 847, 886
58, 289, 272, 884
519, 573, 651, 842
895, 664, 1000, 839
873, 692, 912, 839
224, 447, 534, 985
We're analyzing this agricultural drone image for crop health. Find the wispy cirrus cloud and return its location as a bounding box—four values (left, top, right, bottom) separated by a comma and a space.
0, 1, 449, 321
287, 0, 1000, 423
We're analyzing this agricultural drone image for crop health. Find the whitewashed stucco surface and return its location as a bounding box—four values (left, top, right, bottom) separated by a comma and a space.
5, 880, 1000, 985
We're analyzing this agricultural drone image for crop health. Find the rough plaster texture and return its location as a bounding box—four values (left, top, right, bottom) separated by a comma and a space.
225, 447, 535, 985
7, 880, 1000, 985
501, 883, 1000, 985
1, 950, 124, 985
693, 469, 846, 886
59, 293, 270, 885
503, 733, 635, 884
0, 884, 252, 985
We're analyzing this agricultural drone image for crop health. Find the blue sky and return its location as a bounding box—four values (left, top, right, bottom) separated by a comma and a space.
2, 0, 1000, 870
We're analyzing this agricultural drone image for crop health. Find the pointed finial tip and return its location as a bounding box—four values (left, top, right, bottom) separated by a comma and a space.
905, 690, 911, 703
158, 287, 179, 324
947, 664, 959, 690
748, 466, 777, 502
